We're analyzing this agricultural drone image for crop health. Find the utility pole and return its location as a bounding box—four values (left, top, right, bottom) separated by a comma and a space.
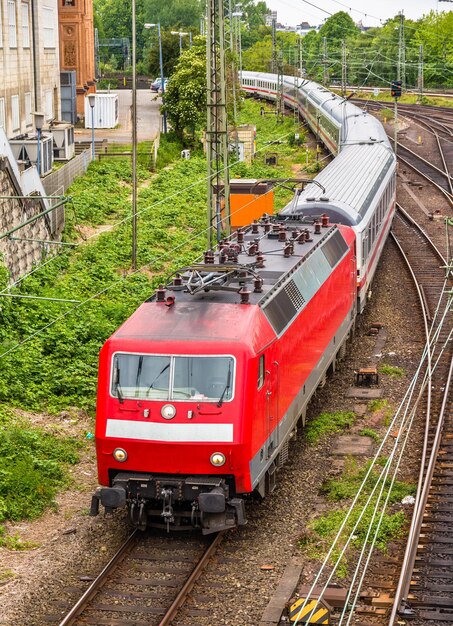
322, 36, 328, 86
397, 11, 406, 93
234, 4, 242, 78
206, 0, 230, 248
271, 17, 277, 73
227, 0, 237, 125
276, 49, 284, 121
299, 35, 303, 77
341, 39, 347, 97
417, 44, 424, 104
131, 0, 137, 269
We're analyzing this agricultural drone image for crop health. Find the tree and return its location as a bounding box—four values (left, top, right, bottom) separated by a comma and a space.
145, 30, 181, 78
143, 0, 203, 29
162, 37, 207, 138
413, 10, 453, 87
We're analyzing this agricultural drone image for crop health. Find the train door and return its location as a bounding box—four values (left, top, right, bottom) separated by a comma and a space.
265, 360, 279, 458
265, 359, 279, 493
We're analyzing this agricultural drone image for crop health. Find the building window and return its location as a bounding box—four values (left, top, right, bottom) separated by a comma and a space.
8, 0, 17, 48
25, 92, 32, 126
45, 89, 53, 120
21, 2, 29, 47
63, 0, 75, 5
0, 99, 5, 128
11, 95, 20, 131
43, 6, 55, 47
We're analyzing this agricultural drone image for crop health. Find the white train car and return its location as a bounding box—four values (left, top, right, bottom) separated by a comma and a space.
241, 71, 397, 313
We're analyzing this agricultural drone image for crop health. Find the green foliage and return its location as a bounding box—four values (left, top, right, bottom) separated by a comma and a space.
145, 30, 182, 79
0, 149, 212, 413
162, 37, 207, 138
321, 458, 415, 504
305, 411, 355, 444
301, 458, 416, 573
0, 420, 80, 528
368, 398, 389, 412
156, 132, 185, 169
97, 77, 119, 90
379, 364, 405, 377
359, 428, 380, 443
309, 506, 407, 553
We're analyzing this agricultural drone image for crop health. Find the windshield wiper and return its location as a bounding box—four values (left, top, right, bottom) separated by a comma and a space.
135, 355, 144, 395
147, 362, 170, 393
113, 365, 125, 404
217, 362, 232, 407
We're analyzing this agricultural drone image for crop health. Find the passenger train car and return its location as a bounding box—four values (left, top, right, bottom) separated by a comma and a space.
242, 71, 396, 312
90, 72, 397, 534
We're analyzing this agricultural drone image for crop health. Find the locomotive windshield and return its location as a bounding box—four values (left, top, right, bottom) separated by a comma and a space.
111, 354, 235, 402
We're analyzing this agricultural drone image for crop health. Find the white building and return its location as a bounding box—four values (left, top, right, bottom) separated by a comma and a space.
0, 0, 61, 139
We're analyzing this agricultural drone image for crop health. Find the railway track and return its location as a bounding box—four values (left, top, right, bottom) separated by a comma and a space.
351, 99, 453, 204
396, 143, 453, 201
350, 205, 453, 626
53, 530, 223, 625
387, 209, 453, 625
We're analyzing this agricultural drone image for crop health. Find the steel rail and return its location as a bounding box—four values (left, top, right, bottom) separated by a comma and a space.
389, 354, 453, 625
58, 529, 139, 626
395, 203, 447, 266
435, 133, 453, 195
387, 205, 452, 624
396, 149, 453, 207
158, 530, 225, 626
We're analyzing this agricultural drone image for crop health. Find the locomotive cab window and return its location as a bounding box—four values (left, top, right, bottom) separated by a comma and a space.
111, 353, 235, 402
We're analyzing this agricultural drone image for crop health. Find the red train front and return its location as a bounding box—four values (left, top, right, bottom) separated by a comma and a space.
91, 216, 357, 534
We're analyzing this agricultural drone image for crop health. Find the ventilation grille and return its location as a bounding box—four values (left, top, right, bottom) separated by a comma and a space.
263, 279, 305, 335
284, 280, 305, 309
321, 229, 349, 268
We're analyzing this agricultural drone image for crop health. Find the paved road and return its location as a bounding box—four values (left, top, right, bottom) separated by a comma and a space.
74, 89, 162, 144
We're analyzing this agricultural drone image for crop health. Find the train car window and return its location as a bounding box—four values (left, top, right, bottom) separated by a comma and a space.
258, 354, 265, 389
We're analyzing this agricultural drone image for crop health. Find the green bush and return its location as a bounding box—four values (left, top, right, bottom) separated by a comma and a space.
0, 421, 80, 527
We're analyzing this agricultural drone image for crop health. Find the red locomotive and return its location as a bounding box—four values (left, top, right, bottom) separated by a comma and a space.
91, 217, 357, 533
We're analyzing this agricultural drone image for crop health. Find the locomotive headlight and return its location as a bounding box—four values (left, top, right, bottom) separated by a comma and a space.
210, 452, 226, 467
113, 448, 128, 462
161, 404, 176, 420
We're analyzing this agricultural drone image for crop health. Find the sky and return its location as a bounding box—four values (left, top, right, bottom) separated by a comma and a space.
265, 0, 451, 27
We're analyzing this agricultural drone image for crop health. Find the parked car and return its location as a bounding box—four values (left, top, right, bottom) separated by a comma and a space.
157, 80, 169, 94
150, 77, 168, 92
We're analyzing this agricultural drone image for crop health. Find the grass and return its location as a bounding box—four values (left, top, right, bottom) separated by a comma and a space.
359, 428, 380, 443
379, 364, 405, 377
0, 568, 15, 582
351, 90, 453, 109
0, 415, 81, 547
300, 458, 416, 576
304, 411, 356, 445
368, 398, 390, 412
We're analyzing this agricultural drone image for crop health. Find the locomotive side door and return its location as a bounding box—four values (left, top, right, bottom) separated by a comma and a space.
265, 359, 279, 460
